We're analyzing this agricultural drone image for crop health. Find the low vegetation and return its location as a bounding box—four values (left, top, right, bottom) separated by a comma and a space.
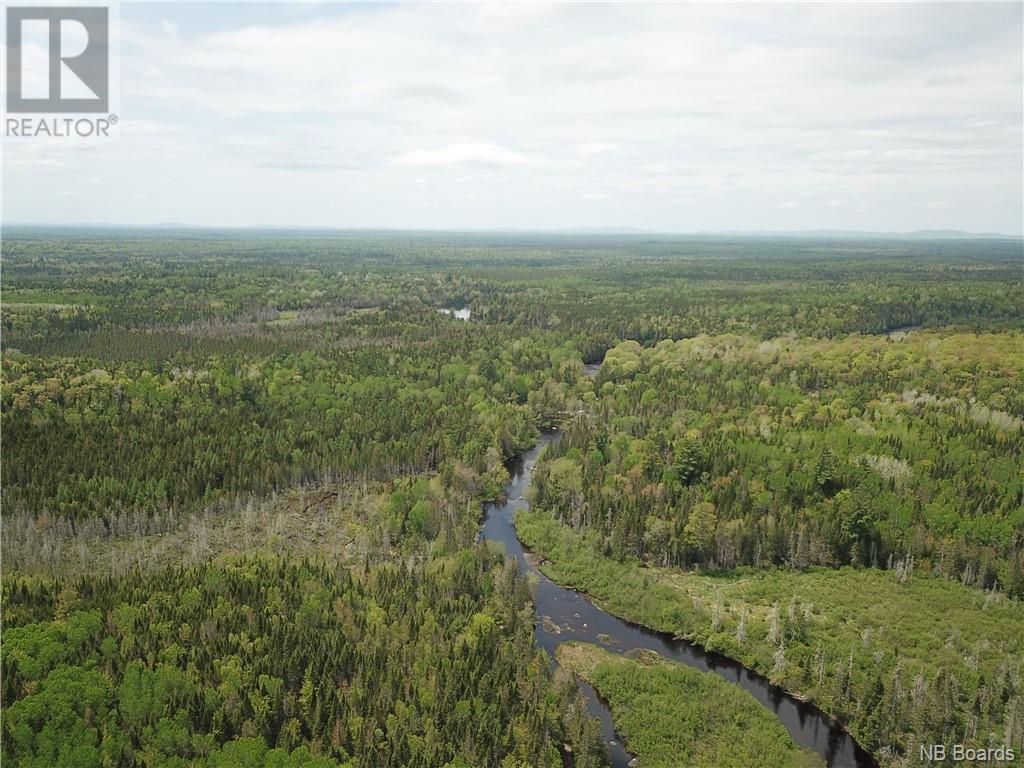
557, 642, 823, 768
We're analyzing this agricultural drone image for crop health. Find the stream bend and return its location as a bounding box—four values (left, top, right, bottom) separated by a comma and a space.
480, 433, 876, 768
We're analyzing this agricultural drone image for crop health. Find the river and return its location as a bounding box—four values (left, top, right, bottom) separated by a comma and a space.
480, 433, 876, 768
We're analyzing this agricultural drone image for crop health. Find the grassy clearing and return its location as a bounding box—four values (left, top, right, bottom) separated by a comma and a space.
558, 642, 823, 768
517, 507, 1024, 764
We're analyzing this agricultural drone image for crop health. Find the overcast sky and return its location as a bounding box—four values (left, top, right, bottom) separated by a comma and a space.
3, 2, 1022, 233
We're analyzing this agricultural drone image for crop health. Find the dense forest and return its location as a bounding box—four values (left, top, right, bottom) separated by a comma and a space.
522, 323, 1023, 763
2, 549, 607, 767
2, 231, 1022, 767
532, 332, 1024, 593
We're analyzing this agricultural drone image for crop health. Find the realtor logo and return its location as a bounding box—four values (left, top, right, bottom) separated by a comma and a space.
6, 6, 109, 113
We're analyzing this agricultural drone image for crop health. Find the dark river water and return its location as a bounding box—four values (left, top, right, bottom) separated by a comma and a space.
480, 433, 876, 768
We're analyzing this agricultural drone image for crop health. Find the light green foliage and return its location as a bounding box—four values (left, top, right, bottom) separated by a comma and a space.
207, 737, 348, 768
684, 501, 717, 552
3, 666, 113, 768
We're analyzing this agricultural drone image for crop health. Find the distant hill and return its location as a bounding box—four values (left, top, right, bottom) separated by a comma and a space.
692, 228, 1020, 240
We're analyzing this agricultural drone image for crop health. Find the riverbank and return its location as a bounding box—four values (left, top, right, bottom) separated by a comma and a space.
482, 435, 875, 768
558, 642, 824, 768
515, 506, 1024, 767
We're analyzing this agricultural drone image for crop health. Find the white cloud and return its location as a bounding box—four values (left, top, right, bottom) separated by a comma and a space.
3, 2, 1021, 232
391, 143, 531, 167
575, 142, 620, 156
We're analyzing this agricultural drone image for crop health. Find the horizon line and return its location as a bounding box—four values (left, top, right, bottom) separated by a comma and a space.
3, 223, 1022, 240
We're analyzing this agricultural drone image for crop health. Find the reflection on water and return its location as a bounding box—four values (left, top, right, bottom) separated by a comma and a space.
481, 434, 876, 768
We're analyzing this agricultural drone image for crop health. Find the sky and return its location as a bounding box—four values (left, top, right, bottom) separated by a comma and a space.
3, 1, 1023, 233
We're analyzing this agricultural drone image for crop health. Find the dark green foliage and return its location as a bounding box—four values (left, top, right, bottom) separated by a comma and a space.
673, 438, 704, 486
813, 448, 840, 496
